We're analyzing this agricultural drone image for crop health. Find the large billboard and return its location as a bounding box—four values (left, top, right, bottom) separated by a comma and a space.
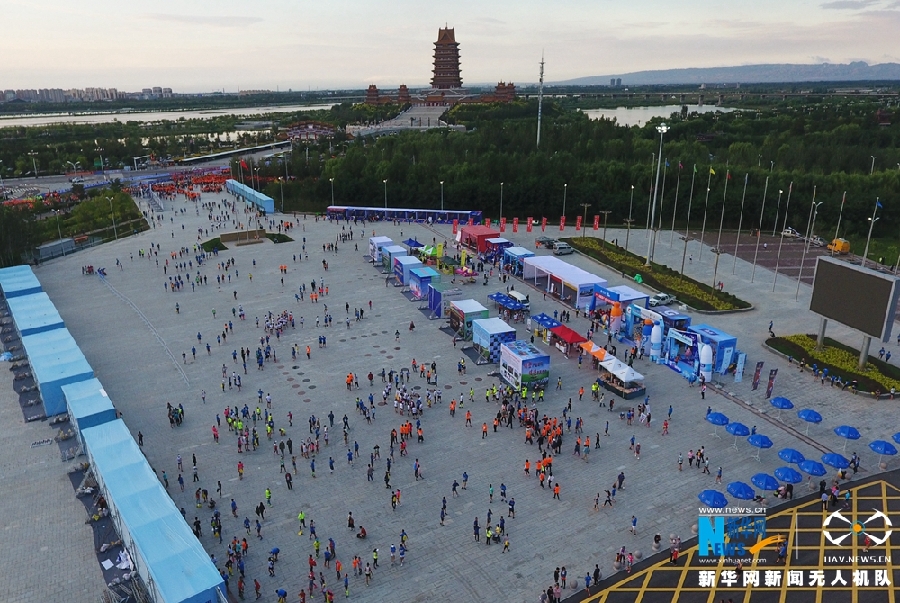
809, 256, 900, 342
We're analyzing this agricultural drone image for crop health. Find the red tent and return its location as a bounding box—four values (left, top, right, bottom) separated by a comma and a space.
459, 224, 500, 253
549, 325, 587, 345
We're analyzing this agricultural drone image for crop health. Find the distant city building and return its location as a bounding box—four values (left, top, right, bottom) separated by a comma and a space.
610, 78, 616, 86
616, 78, 622, 86
431, 27, 462, 89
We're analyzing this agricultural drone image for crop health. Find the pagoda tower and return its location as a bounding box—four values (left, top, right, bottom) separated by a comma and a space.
431, 27, 462, 89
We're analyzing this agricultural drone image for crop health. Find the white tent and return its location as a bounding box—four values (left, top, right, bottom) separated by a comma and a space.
600, 358, 644, 383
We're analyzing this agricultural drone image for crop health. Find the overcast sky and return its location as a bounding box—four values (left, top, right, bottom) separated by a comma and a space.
3, 0, 899, 92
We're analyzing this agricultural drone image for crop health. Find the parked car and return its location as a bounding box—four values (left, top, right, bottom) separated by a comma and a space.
827, 238, 850, 254
649, 293, 676, 307
552, 242, 574, 255
782, 227, 801, 238
535, 236, 556, 248
809, 235, 826, 247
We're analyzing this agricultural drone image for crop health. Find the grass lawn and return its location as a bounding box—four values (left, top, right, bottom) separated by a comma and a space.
201, 238, 228, 252
265, 233, 294, 244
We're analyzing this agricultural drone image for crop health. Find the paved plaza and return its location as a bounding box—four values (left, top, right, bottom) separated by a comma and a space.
6, 199, 899, 603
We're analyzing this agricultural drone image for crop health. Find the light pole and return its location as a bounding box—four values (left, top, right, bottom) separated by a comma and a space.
796, 194, 821, 300
106, 196, 118, 240
831, 191, 846, 256
750, 176, 769, 283
96, 148, 104, 176
598, 209, 611, 243
254, 167, 260, 190
329, 178, 335, 206
383, 179, 388, 209
624, 219, 635, 252
862, 198, 881, 269
772, 189, 783, 236
500, 182, 504, 225
55, 210, 65, 255
628, 184, 634, 222
281, 153, 289, 213
772, 182, 794, 291
440, 181, 444, 211
679, 236, 694, 279
65, 160, 80, 175
562, 183, 567, 219
870, 156, 876, 175
770, 161, 774, 173
579, 203, 591, 239
28, 151, 39, 179
645, 123, 669, 265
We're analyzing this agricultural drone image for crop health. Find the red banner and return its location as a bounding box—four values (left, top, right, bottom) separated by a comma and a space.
575, 215, 582, 231
467, 218, 474, 226
593, 215, 600, 230
500, 217, 507, 232
452, 219, 459, 235
541, 217, 547, 232
527, 217, 533, 232
513, 217, 519, 233
559, 216, 566, 231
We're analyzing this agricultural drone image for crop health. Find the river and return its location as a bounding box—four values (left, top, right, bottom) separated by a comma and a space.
0, 103, 338, 128
580, 105, 736, 127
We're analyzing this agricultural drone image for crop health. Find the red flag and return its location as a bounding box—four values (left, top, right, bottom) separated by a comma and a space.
575, 215, 582, 231
512, 217, 519, 233
452, 219, 458, 235
526, 217, 533, 233
500, 217, 507, 232
240, 159, 249, 171
559, 216, 566, 231
541, 217, 547, 232
593, 215, 600, 230
467, 218, 474, 226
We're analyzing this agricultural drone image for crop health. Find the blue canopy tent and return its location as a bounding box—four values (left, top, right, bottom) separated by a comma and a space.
698, 490, 728, 508
402, 238, 423, 248
799, 460, 827, 476
530, 313, 562, 345
225, 178, 274, 214
0, 265, 42, 298
22, 329, 94, 416
769, 396, 794, 421
774, 466, 803, 484
834, 425, 861, 452
82, 420, 225, 603
778, 448, 806, 465
502, 246, 534, 277
6, 292, 65, 337
869, 440, 898, 467
63, 378, 117, 448
487, 292, 526, 313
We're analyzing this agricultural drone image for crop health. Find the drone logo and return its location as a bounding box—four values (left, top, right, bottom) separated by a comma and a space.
823, 509, 892, 547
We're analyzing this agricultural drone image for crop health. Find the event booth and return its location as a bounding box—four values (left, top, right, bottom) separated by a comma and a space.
368, 236, 393, 262
484, 237, 513, 262
427, 282, 464, 319
6, 292, 65, 337
225, 179, 275, 214
502, 246, 534, 277
394, 255, 423, 286
664, 327, 702, 377
487, 292, 528, 323
22, 329, 94, 417
688, 324, 739, 375
458, 224, 500, 253
409, 267, 440, 299
591, 284, 649, 313
472, 318, 517, 363
522, 256, 606, 310
381, 245, 407, 272
500, 340, 551, 390
622, 304, 692, 349
0, 265, 42, 298
548, 324, 587, 357
449, 299, 489, 339
63, 378, 117, 449
530, 313, 562, 344
597, 357, 646, 400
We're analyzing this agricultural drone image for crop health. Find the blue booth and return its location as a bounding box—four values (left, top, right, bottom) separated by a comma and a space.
688, 324, 738, 374
409, 267, 440, 299
502, 246, 534, 277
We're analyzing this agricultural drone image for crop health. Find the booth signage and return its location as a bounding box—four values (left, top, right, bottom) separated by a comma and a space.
765, 368, 778, 398
751, 361, 764, 391
734, 352, 746, 383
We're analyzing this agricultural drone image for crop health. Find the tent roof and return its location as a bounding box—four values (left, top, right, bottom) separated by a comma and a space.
23, 330, 94, 385
402, 238, 423, 247
501, 339, 548, 359
369, 236, 393, 244
395, 255, 422, 266
523, 256, 606, 286
381, 245, 407, 254
608, 285, 649, 301
473, 317, 515, 335
504, 246, 535, 259
410, 267, 440, 278
486, 237, 510, 244
460, 225, 498, 236
487, 292, 524, 310
689, 324, 736, 343
0, 265, 42, 296
451, 299, 488, 314
6, 292, 65, 334
550, 324, 587, 344
531, 313, 562, 329
62, 378, 115, 422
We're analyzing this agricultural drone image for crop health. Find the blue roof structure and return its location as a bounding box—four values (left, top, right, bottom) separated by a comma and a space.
0, 265, 42, 298
530, 313, 562, 329
6, 292, 65, 336
225, 179, 275, 214
63, 379, 117, 440
504, 246, 535, 260
82, 420, 224, 603
22, 329, 94, 416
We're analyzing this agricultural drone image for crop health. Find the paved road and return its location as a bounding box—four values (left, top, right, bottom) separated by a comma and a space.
9, 205, 897, 603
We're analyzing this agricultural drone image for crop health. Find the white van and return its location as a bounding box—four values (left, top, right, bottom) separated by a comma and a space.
508, 290, 530, 310
553, 242, 574, 255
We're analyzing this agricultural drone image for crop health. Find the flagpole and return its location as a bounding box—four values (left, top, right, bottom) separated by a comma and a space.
669, 162, 682, 246
698, 168, 714, 261
683, 165, 697, 242
712, 169, 730, 288
651, 159, 668, 261
772, 182, 794, 291
645, 153, 655, 231
831, 191, 846, 257
796, 186, 820, 301
750, 176, 769, 282
732, 173, 748, 274
862, 197, 881, 270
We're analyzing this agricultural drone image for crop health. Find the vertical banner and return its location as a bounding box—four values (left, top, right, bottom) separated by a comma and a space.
512, 217, 519, 233
526, 217, 533, 233
575, 215, 582, 231
467, 218, 474, 226
593, 215, 600, 230
765, 368, 778, 399
734, 352, 746, 383
452, 219, 459, 235
751, 361, 764, 391
541, 217, 547, 232
559, 216, 566, 231
500, 217, 507, 232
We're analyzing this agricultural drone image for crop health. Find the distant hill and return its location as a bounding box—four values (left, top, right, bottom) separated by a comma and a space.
555, 61, 900, 86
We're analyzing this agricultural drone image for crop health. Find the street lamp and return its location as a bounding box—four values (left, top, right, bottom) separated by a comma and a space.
831, 191, 846, 257
383, 179, 388, 209
628, 184, 634, 221
578, 203, 590, 239
440, 180, 444, 211
796, 195, 821, 300
624, 219, 635, 253
772, 183, 794, 292
679, 236, 694, 279
65, 160, 80, 175
646, 123, 669, 265
28, 151, 39, 179
771, 189, 783, 237
96, 147, 104, 176
862, 198, 881, 269
329, 178, 335, 206
750, 176, 769, 283
598, 209, 611, 243
254, 167, 260, 190
870, 156, 876, 175
500, 182, 504, 225
563, 183, 567, 218
106, 196, 118, 240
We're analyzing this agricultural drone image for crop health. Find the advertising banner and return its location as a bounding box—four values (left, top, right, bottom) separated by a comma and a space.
559, 216, 566, 231
575, 215, 582, 231
765, 368, 778, 399
526, 217, 533, 233
541, 217, 547, 232
452, 219, 458, 235
734, 352, 746, 383
513, 217, 519, 233
593, 215, 600, 230
500, 217, 506, 232
751, 361, 764, 391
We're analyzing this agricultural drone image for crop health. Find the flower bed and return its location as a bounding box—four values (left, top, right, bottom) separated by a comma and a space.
766, 334, 900, 393
562, 237, 750, 312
